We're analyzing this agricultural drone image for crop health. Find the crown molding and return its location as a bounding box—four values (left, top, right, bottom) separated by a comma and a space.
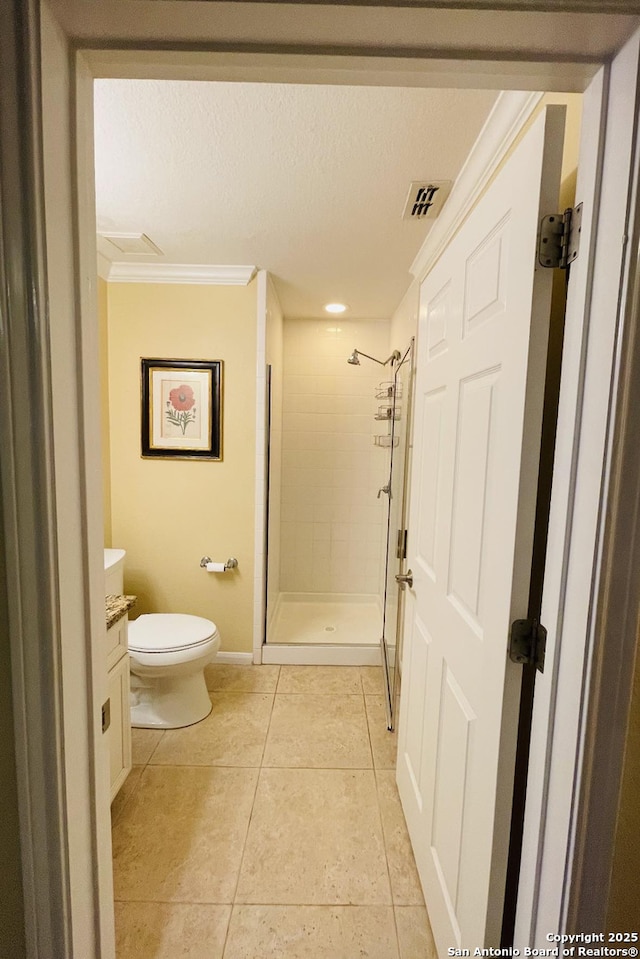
101, 262, 257, 286
410, 90, 544, 282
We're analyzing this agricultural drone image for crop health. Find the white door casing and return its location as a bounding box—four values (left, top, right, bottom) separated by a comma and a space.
516, 30, 640, 941
39, 10, 116, 959
396, 107, 565, 951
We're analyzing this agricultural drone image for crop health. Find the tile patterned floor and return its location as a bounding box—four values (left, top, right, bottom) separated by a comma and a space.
112, 665, 436, 959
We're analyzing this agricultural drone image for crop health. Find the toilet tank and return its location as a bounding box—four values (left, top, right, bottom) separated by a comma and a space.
104, 548, 126, 596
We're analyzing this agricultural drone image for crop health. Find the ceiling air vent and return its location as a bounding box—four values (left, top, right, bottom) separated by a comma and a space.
402, 181, 452, 221
98, 232, 163, 256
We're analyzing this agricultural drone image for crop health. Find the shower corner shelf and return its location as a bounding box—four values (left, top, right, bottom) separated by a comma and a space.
375, 384, 394, 399
374, 406, 401, 421
375, 382, 403, 400
373, 434, 399, 448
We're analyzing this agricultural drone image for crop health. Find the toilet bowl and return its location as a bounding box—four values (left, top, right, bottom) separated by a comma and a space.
128, 613, 220, 729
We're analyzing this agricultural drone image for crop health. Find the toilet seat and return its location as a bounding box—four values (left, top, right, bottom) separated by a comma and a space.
129, 613, 218, 654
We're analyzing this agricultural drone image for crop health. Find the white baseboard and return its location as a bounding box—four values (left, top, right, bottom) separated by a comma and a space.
261, 644, 382, 666
215, 651, 254, 664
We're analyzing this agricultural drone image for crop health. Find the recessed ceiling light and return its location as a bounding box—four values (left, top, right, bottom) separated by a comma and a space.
324, 303, 348, 314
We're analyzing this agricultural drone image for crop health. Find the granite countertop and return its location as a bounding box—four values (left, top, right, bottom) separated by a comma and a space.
106, 594, 137, 630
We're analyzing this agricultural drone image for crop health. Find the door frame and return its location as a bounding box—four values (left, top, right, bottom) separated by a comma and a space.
3, 3, 640, 955
0, 3, 72, 956
515, 34, 640, 941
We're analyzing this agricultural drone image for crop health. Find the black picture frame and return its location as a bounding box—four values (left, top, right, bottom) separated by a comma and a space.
140, 358, 223, 460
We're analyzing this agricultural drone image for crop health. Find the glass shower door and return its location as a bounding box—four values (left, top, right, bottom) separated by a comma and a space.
380, 339, 414, 730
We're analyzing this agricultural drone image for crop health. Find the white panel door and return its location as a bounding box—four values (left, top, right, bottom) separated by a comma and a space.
396, 107, 565, 952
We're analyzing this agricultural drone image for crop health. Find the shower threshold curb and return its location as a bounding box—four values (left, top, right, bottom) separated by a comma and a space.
261, 644, 382, 666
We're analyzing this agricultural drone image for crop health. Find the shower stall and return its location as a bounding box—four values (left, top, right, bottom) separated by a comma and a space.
264, 315, 414, 706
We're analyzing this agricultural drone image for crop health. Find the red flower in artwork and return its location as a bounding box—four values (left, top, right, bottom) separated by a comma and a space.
169, 384, 195, 411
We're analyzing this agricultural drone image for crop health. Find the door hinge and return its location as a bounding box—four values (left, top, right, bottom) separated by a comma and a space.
509, 618, 547, 673
396, 528, 408, 560
538, 202, 582, 270
102, 698, 111, 733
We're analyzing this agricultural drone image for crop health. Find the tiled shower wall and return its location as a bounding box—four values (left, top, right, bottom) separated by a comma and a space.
280, 318, 391, 595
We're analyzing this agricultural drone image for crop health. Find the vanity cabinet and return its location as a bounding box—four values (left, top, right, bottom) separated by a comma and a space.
106, 614, 132, 801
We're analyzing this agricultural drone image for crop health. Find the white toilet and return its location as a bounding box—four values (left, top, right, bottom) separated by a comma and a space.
128, 614, 220, 729
104, 548, 220, 729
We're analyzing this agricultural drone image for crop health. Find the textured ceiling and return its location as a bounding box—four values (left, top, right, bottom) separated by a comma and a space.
94, 79, 498, 318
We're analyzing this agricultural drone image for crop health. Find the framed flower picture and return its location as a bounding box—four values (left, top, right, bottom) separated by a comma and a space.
140, 358, 222, 460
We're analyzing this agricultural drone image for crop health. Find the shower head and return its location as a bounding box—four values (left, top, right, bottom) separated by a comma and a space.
347, 347, 401, 367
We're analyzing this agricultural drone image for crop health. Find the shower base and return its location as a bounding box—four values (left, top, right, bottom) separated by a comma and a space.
268, 592, 382, 647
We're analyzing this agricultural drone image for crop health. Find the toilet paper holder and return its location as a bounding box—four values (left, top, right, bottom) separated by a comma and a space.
200, 556, 239, 571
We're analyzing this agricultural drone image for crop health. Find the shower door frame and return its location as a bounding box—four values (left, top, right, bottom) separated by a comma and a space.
379, 338, 415, 730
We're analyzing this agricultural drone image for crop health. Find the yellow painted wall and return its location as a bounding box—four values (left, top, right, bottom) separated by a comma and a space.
107, 281, 258, 653
98, 276, 112, 546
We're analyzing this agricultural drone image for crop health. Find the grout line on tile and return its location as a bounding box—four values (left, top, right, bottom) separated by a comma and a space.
147, 761, 266, 769
113, 897, 233, 905
146, 730, 165, 766
391, 902, 403, 958
260, 764, 375, 771
220, 898, 396, 907
272, 691, 366, 697
373, 765, 397, 935
240, 902, 397, 908
113, 894, 235, 905
258, 691, 277, 768
225, 691, 277, 912
228, 771, 263, 907
203, 690, 277, 700
221, 902, 236, 958
363, 691, 377, 770
132, 762, 258, 771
